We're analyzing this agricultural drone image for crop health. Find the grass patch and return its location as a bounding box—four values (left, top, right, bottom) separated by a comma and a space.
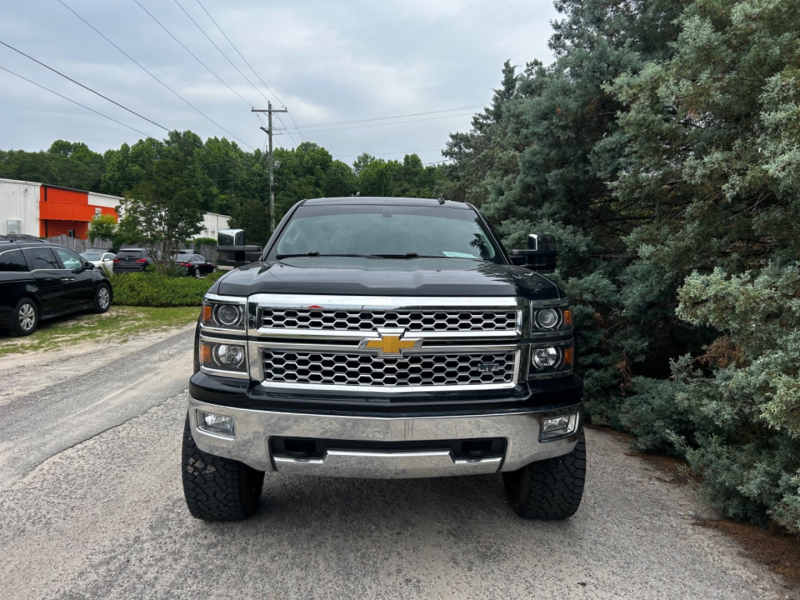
0, 306, 199, 357
110, 272, 224, 307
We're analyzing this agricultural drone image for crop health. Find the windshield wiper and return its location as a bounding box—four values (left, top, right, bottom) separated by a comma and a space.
368, 253, 442, 259
275, 252, 368, 259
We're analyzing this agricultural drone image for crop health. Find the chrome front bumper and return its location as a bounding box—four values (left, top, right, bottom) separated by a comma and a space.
189, 397, 581, 478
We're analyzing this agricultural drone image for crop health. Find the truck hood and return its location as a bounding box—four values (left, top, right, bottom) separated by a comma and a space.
214, 257, 561, 300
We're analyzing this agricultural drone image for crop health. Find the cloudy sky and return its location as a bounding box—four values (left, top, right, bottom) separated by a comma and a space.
0, 0, 559, 165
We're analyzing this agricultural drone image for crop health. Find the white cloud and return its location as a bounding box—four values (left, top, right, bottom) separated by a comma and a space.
0, 0, 560, 160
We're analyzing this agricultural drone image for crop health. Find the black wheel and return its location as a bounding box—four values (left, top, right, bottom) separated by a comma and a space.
10, 297, 38, 336
92, 284, 112, 313
503, 429, 586, 520
182, 416, 264, 521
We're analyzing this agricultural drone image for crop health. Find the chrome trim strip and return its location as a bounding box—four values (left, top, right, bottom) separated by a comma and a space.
205, 293, 247, 304
249, 294, 521, 309
252, 328, 520, 340
259, 380, 517, 393
199, 365, 250, 380
272, 450, 503, 479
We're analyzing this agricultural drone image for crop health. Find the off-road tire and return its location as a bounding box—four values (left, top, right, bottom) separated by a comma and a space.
181, 416, 264, 521
10, 297, 38, 336
92, 283, 112, 314
503, 428, 586, 520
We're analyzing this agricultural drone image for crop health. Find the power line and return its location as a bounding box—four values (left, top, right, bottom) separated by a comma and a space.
173, 0, 299, 146
173, 0, 264, 104
194, 0, 305, 142
0, 65, 151, 137
132, 0, 253, 109
286, 111, 478, 134
58, 0, 255, 150
0, 39, 169, 132
292, 104, 485, 130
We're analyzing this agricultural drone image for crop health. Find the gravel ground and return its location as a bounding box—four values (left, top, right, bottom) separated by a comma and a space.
0, 327, 794, 599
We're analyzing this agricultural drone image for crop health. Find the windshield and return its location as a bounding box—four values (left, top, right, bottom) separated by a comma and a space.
81, 252, 102, 260
270, 204, 503, 262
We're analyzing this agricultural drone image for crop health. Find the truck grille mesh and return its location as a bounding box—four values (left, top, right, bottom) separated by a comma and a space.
262, 350, 516, 387
260, 309, 518, 332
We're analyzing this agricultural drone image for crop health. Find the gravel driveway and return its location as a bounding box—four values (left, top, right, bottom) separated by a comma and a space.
0, 326, 792, 599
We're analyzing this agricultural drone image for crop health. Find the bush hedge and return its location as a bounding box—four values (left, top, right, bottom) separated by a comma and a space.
110, 271, 224, 307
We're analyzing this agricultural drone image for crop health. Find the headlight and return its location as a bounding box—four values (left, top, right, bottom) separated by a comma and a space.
202, 299, 246, 330
531, 306, 572, 332
200, 340, 248, 376
529, 342, 574, 376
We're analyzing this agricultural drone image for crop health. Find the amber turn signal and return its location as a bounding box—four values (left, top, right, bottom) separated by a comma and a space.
563, 348, 574, 365
202, 304, 213, 323
200, 342, 212, 364
563, 309, 573, 326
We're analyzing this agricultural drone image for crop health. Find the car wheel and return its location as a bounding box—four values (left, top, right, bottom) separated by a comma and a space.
182, 416, 264, 521
194, 268, 202, 278
503, 428, 586, 520
10, 298, 39, 336
92, 284, 112, 314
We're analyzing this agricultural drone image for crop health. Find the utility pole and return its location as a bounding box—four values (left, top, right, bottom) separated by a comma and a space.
252, 102, 288, 232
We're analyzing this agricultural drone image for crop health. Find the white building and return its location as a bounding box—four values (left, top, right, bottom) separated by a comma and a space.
0, 177, 229, 240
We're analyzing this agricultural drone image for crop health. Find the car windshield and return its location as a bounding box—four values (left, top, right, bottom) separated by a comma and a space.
175, 254, 193, 261
270, 204, 503, 262
81, 252, 102, 260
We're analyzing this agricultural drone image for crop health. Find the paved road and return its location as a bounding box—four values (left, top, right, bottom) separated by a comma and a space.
0, 328, 792, 599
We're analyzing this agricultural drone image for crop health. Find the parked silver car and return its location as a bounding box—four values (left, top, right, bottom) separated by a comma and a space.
80, 249, 116, 274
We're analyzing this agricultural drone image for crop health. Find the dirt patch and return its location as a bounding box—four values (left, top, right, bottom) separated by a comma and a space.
697, 520, 800, 592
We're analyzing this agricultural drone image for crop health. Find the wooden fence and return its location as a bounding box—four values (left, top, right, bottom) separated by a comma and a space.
44, 236, 112, 253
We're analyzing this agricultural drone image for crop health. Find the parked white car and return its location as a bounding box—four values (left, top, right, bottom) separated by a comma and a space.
80, 249, 116, 273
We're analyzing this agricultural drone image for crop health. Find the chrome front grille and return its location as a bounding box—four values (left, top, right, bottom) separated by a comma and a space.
263, 350, 516, 388
260, 308, 518, 333
248, 294, 526, 393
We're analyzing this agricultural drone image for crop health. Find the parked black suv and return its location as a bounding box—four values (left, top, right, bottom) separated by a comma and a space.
113, 248, 155, 273
0, 237, 113, 336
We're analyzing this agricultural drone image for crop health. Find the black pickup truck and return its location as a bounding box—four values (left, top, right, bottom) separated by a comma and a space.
183, 197, 584, 521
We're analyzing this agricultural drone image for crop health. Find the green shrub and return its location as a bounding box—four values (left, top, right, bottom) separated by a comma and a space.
190, 237, 217, 248
110, 271, 223, 307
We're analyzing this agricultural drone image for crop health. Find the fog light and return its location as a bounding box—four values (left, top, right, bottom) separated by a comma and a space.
199, 411, 234, 436
540, 413, 578, 441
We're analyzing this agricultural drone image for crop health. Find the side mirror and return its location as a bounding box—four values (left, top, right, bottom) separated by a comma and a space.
510, 234, 557, 273
217, 229, 261, 270
84, 261, 95, 270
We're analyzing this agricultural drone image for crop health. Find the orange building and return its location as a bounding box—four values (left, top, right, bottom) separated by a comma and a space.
38, 185, 119, 239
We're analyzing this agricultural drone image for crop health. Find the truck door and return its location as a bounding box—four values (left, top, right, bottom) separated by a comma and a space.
21, 247, 69, 316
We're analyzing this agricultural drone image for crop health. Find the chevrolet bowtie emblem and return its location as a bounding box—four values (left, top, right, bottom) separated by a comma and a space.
361, 329, 422, 356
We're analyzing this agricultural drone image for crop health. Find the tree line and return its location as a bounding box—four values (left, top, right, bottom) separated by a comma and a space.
1, 0, 797, 536
0, 135, 443, 248
441, 0, 799, 535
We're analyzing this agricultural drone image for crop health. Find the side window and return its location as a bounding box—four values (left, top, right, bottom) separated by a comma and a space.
23, 247, 60, 270
195, 255, 205, 262
103, 253, 113, 261
53, 248, 84, 270
0, 249, 28, 272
